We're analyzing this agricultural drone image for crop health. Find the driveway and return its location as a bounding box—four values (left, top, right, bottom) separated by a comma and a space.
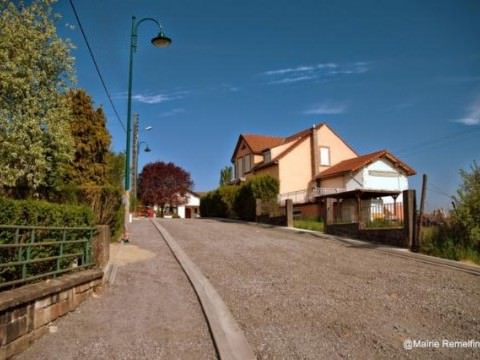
159, 218, 480, 359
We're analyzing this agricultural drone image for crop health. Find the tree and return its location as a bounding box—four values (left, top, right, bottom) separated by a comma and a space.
65, 89, 111, 186
0, 0, 75, 198
219, 166, 233, 186
138, 161, 193, 215
452, 161, 480, 248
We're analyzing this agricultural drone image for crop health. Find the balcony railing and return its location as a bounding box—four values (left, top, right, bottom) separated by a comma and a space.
278, 187, 346, 205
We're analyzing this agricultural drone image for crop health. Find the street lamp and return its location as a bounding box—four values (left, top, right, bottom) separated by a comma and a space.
123, 16, 171, 242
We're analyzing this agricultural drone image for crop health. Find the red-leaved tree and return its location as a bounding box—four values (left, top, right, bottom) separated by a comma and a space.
138, 161, 193, 215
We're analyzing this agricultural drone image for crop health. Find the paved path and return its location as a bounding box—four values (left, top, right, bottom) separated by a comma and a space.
159, 218, 480, 360
18, 219, 216, 360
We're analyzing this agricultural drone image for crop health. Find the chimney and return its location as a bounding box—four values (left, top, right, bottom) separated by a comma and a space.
310, 124, 320, 178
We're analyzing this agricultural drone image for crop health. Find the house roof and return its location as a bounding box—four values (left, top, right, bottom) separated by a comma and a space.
231, 123, 330, 162
230, 134, 285, 162
252, 133, 310, 171
316, 150, 416, 179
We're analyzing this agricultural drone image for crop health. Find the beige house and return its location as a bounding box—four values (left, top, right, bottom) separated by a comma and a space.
231, 123, 415, 217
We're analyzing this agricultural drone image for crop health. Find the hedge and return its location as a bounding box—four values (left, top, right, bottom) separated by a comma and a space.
200, 174, 279, 221
0, 197, 95, 286
0, 197, 94, 227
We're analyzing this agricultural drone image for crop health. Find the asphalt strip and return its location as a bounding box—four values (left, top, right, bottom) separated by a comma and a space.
151, 219, 256, 360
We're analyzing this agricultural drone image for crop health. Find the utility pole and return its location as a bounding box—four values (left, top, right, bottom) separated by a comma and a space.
414, 174, 427, 252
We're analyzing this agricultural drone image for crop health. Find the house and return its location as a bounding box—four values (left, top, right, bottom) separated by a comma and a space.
156, 190, 201, 219
230, 123, 415, 219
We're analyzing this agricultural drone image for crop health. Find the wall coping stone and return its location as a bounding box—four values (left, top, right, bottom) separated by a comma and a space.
0, 270, 103, 313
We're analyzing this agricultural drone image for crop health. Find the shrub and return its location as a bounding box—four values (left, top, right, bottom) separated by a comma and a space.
234, 175, 279, 221
0, 197, 94, 227
0, 197, 95, 285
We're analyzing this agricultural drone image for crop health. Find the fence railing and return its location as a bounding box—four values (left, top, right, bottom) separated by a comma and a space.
0, 225, 96, 290
278, 187, 347, 205
326, 199, 404, 228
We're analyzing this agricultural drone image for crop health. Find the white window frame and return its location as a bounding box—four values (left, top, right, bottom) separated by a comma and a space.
320, 147, 330, 166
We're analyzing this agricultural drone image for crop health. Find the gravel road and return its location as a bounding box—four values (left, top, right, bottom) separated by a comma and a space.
18, 219, 216, 360
159, 218, 480, 360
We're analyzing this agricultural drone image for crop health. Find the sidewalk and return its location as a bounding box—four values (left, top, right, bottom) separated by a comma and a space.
17, 219, 216, 360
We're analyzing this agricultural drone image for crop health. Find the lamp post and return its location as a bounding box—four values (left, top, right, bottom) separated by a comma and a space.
123, 16, 171, 242
133, 140, 151, 203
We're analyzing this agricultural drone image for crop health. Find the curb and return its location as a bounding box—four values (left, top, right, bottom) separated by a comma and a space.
282, 225, 480, 277
203, 218, 480, 277
151, 219, 256, 360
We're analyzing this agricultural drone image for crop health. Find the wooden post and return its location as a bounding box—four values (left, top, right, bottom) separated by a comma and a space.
403, 190, 417, 250
414, 174, 427, 252
286, 199, 294, 228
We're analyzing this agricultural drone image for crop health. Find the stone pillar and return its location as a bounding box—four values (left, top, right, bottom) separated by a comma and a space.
285, 199, 294, 228
92, 225, 110, 269
403, 190, 417, 250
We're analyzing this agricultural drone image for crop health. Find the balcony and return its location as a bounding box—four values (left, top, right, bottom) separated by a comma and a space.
278, 187, 346, 205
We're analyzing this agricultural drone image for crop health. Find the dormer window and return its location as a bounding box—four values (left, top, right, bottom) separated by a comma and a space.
263, 150, 271, 163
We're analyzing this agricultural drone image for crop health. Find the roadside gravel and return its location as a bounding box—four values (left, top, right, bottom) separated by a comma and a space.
18, 219, 216, 360
160, 218, 480, 360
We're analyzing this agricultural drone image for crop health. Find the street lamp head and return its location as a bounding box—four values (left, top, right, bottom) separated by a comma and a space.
144, 126, 153, 131
151, 32, 172, 48
144, 145, 152, 153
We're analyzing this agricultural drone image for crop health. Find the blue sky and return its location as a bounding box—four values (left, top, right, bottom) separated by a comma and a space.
54, 0, 480, 210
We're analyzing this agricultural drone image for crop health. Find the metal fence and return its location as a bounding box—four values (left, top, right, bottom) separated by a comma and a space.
0, 225, 96, 290
360, 201, 404, 228
326, 198, 404, 228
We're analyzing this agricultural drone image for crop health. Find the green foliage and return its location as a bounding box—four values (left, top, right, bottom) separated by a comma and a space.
219, 166, 233, 186
452, 161, 480, 249
0, 197, 94, 227
294, 218, 325, 232
0, 0, 75, 197
0, 197, 95, 285
201, 175, 280, 221
65, 89, 111, 186
200, 190, 230, 218
420, 223, 480, 265
233, 184, 256, 221
234, 175, 279, 221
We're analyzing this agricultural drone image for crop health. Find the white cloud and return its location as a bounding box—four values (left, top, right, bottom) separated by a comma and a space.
159, 108, 185, 117
262, 61, 371, 85
263, 65, 317, 76
269, 75, 316, 84
303, 102, 347, 115
456, 97, 480, 126
131, 91, 187, 104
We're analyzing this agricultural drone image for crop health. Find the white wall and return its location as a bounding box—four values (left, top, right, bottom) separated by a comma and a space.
178, 205, 186, 218
345, 159, 408, 191
185, 193, 201, 206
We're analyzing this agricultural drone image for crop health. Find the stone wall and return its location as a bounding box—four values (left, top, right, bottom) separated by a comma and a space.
0, 270, 103, 360
325, 223, 409, 248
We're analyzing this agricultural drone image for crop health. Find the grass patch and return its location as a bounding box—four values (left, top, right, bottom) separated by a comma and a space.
294, 218, 324, 232
420, 225, 480, 265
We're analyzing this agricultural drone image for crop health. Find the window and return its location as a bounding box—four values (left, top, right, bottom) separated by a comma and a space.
236, 157, 244, 178
263, 150, 271, 163
244, 154, 251, 172
320, 147, 330, 166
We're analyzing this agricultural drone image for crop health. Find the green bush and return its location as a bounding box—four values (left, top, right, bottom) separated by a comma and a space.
0, 197, 95, 285
53, 185, 124, 242
0, 197, 94, 227
234, 175, 279, 221
200, 190, 229, 218
420, 222, 480, 265
201, 175, 279, 221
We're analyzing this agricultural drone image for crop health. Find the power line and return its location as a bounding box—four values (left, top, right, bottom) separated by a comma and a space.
68, 0, 126, 133
395, 126, 480, 157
